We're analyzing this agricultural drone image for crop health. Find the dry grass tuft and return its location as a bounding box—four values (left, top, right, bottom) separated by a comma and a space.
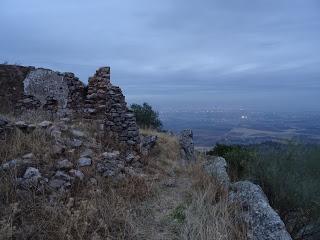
181, 163, 246, 240
140, 129, 181, 174
0, 128, 54, 166
115, 176, 154, 202
0, 124, 247, 240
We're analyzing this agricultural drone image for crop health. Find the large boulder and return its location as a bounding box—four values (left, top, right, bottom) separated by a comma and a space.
203, 156, 230, 187
179, 129, 195, 164
229, 181, 292, 240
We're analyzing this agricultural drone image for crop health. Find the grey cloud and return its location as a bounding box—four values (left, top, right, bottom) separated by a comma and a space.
0, 0, 319, 111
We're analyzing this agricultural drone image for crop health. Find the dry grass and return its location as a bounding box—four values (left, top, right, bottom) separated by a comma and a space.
181, 163, 246, 240
140, 129, 181, 174
0, 126, 246, 240
0, 172, 154, 240
0, 125, 155, 239
0, 128, 54, 166
139, 130, 246, 240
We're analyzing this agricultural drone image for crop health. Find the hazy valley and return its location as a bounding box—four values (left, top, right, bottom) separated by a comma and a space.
161, 110, 320, 147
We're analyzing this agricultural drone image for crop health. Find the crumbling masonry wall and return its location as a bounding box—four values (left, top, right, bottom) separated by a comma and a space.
85, 67, 140, 149
16, 68, 85, 115
105, 85, 140, 149
0, 64, 140, 150
84, 67, 111, 120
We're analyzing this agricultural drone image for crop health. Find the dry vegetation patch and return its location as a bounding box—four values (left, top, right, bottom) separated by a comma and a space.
1, 126, 246, 240
181, 163, 246, 240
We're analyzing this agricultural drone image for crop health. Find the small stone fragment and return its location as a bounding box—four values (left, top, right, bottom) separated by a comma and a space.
22, 153, 34, 159
71, 129, 86, 138
38, 121, 52, 128
80, 148, 93, 158
69, 169, 85, 180
78, 157, 92, 167
56, 159, 73, 170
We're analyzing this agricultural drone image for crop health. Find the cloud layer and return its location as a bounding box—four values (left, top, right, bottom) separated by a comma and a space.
1, 0, 319, 111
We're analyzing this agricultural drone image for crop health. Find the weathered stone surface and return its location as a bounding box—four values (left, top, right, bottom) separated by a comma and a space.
102, 151, 120, 159
203, 156, 230, 187
0, 116, 12, 140
0, 64, 33, 113
49, 179, 68, 190
141, 135, 157, 155
69, 169, 84, 180
1, 64, 141, 151
0, 159, 31, 175
229, 181, 292, 240
22, 153, 34, 160
80, 148, 93, 158
179, 129, 195, 164
84, 67, 111, 120
71, 129, 85, 138
78, 157, 92, 167
23, 167, 41, 179
54, 171, 72, 181
15, 121, 28, 130
38, 120, 52, 128
48, 170, 73, 191
20, 167, 42, 187
0, 116, 9, 126
52, 144, 66, 155
70, 139, 82, 148
24, 68, 69, 108
125, 153, 135, 163
56, 159, 73, 170
21, 68, 85, 116
97, 151, 124, 177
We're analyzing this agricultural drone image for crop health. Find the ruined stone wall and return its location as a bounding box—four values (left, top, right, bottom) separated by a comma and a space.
84, 67, 140, 149
0, 64, 34, 113
21, 69, 85, 116
0, 64, 140, 150
0, 65, 85, 116
63, 72, 85, 115
105, 85, 140, 149
84, 67, 111, 120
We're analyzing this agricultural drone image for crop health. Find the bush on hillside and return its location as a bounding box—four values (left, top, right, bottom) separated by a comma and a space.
130, 102, 162, 129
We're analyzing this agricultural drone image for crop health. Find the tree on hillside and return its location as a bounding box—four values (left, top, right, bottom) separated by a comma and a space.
130, 102, 162, 129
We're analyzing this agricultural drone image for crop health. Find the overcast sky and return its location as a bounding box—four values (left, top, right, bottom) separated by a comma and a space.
1, 0, 319, 112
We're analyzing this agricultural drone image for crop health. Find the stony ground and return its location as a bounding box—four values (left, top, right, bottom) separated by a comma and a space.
0, 116, 245, 240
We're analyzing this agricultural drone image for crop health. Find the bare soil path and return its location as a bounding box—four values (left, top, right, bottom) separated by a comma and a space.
134, 172, 192, 240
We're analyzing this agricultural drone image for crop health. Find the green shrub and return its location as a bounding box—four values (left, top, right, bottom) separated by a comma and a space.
171, 204, 186, 223
208, 144, 255, 180
208, 142, 320, 236
130, 102, 162, 129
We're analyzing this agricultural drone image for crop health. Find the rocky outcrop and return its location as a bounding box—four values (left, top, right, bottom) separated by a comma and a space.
140, 135, 158, 155
203, 156, 292, 240
203, 156, 230, 187
229, 181, 292, 240
179, 129, 195, 164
